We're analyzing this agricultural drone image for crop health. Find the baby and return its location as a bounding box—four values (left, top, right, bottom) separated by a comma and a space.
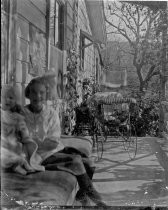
1, 85, 44, 175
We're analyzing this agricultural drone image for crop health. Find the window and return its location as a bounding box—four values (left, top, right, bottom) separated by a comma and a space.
96, 58, 99, 82
80, 36, 85, 69
50, 0, 64, 50
1, 0, 15, 84
80, 30, 94, 70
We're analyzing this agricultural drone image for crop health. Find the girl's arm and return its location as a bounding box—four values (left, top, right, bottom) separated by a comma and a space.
41, 108, 62, 150
46, 108, 61, 140
17, 117, 37, 158
17, 119, 31, 143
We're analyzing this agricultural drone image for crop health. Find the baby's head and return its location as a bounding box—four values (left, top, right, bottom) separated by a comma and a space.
1, 85, 18, 111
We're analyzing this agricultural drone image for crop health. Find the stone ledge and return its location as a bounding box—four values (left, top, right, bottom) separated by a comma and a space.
1, 135, 93, 208
1, 170, 77, 207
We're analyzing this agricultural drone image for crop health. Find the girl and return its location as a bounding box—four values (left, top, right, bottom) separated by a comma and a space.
23, 76, 107, 207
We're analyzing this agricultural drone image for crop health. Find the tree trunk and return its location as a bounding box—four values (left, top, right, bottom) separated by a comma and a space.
139, 81, 146, 94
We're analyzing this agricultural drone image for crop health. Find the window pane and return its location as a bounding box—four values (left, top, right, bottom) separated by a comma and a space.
55, 2, 59, 46
50, 0, 55, 45
2, 0, 9, 13
1, 0, 9, 84
49, 0, 64, 49
80, 36, 85, 69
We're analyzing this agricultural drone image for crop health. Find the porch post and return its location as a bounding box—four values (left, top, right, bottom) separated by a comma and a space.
46, 0, 51, 71
159, 4, 168, 134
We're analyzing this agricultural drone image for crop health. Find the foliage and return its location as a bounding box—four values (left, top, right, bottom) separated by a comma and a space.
122, 82, 160, 136
105, 1, 163, 92
82, 77, 100, 102
73, 102, 94, 136
63, 48, 79, 135
73, 77, 100, 135
63, 54, 101, 135
130, 98, 160, 137
65, 48, 79, 105
73, 73, 160, 137
73, 91, 160, 137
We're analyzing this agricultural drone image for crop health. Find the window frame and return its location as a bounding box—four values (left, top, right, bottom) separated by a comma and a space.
49, 0, 64, 50
80, 35, 85, 69
80, 30, 95, 70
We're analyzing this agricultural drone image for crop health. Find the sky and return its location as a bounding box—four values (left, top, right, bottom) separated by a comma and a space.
104, 0, 130, 42
103, 0, 158, 42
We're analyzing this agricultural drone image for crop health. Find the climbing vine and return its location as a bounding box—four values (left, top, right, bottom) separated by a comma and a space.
62, 48, 101, 135
82, 77, 100, 102
63, 48, 79, 134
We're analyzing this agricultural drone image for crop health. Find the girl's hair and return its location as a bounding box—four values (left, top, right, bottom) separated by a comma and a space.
25, 78, 46, 99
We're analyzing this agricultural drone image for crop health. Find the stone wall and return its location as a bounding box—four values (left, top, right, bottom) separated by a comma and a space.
2, 0, 47, 105
77, 0, 103, 103
77, 0, 94, 79
65, 0, 102, 104
2, 0, 67, 105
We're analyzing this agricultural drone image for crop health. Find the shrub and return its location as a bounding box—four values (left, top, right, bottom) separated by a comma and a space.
130, 99, 160, 137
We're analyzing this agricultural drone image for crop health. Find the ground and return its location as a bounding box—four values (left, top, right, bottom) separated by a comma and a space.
1, 137, 168, 209
90, 137, 168, 208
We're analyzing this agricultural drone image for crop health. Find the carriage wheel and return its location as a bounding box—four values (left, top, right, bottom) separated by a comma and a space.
122, 124, 137, 159
95, 134, 104, 160
103, 125, 108, 142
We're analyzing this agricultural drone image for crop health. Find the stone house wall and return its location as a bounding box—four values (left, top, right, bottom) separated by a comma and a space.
65, 0, 103, 104
16, 0, 47, 105
1, 0, 105, 109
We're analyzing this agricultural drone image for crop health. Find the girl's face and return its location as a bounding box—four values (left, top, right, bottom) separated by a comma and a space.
29, 83, 46, 112
1, 91, 16, 111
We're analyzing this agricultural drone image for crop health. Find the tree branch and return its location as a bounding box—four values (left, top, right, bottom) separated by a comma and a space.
105, 17, 135, 48
139, 9, 150, 26
121, 12, 137, 36
125, 5, 137, 26
107, 30, 122, 35
105, 2, 161, 93
117, 43, 134, 55
144, 64, 160, 84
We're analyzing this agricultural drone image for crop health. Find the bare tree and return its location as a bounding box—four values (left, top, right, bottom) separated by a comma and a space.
104, 1, 163, 93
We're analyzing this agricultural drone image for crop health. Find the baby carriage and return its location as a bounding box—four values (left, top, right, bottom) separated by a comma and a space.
87, 91, 137, 160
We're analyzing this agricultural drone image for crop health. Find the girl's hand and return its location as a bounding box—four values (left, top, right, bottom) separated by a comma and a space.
21, 159, 35, 172
10, 104, 24, 114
